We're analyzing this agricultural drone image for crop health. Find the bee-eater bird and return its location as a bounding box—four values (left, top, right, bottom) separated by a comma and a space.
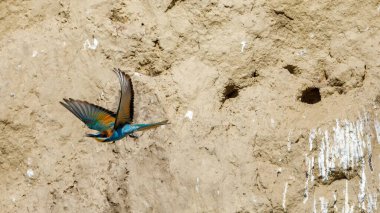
60, 68, 169, 142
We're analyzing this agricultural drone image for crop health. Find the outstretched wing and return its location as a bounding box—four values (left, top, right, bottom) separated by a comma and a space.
60, 98, 115, 132
113, 68, 134, 129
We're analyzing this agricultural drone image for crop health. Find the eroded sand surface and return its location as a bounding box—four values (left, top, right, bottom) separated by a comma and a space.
1, 0, 380, 212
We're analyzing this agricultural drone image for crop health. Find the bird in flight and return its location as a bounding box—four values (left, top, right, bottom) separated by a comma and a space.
60, 68, 168, 142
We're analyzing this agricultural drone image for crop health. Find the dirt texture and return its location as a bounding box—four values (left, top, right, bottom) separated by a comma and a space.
1, 0, 380, 212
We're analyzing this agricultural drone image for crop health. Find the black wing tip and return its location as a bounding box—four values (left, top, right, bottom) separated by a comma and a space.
113, 67, 121, 72
113, 68, 132, 80
61, 98, 80, 104
60, 99, 71, 108
113, 68, 123, 76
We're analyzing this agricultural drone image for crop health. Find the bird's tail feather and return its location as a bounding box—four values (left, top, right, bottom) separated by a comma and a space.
135, 120, 169, 132
86, 133, 108, 142
86, 133, 101, 138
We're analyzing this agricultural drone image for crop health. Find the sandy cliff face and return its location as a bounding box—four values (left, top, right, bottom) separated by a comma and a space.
1, 0, 380, 212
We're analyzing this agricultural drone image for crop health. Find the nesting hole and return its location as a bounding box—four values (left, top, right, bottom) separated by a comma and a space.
251, 70, 259, 78
375, 95, 380, 105
221, 83, 239, 103
283, 64, 301, 75
300, 87, 321, 104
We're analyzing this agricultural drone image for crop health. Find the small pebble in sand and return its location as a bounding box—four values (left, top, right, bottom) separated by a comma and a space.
83, 38, 99, 50
296, 49, 307, 56
185, 111, 193, 120
270, 118, 275, 128
26, 169, 34, 178
27, 157, 32, 166
276, 167, 282, 175
32, 50, 38, 57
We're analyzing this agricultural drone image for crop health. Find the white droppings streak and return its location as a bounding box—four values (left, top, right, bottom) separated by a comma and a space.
240, 41, 247, 53
310, 156, 315, 184
303, 155, 314, 204
195, 177, 199, 193
83, 38, 99, 50
309, 129, 316, 151
358, 161, 366, 210
343, 180, 355, 213
367, 193, 377, 213
313, 198, 317, 213
366, 133, 373, 171
316, 118, 370, 182
307, 114, 378, 212
344, 180, 349, 213
282, 182, 288, 210
303, 155, 309, 204
319, 197, 328, 213
318, 132, 327, 180
333, 191, 338, 211
374, 120, 380, 144
185, 111, 193, 120
287, 130, 292, 151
